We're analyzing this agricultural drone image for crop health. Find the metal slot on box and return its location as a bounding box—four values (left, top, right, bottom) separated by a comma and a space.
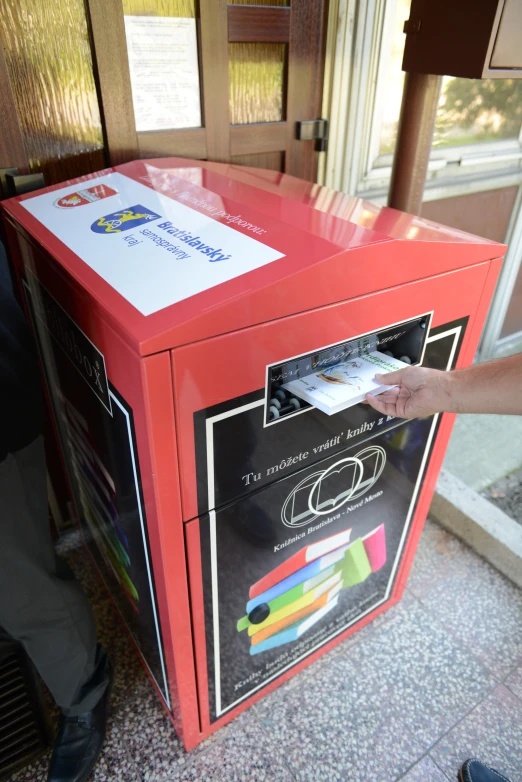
265, 313, 432, 426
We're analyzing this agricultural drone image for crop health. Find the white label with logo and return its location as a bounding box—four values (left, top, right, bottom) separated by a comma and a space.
21, 172, 285, 316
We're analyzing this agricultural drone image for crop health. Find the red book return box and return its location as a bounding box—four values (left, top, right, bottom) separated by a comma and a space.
2, 159, 504, 749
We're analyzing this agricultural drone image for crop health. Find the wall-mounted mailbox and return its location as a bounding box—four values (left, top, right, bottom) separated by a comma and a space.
403, 0, 522, 79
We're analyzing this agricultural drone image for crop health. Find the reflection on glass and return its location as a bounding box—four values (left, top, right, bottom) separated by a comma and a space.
378, 0, 522, 154
229, 43, 286, 125
122, 0, 195, 17
0, 0, 104, 183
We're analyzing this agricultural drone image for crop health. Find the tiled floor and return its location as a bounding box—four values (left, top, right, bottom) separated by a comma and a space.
8, 520, 522, 782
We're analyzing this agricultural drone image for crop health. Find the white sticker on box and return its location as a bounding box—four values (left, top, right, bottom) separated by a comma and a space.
21, 173, 285, 316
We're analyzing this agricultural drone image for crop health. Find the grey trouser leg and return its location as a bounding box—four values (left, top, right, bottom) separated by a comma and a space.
0, 436, 110, 716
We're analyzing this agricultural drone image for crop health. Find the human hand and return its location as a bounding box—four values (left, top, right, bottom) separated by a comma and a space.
364, 366, 453, 419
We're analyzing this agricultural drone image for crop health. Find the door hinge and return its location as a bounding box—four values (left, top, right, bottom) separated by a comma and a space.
295, 118, 328, 152
403, 17, 421, 34
0, 168, 19, 199
5, 172, 46, 198
0, 167, 45, 199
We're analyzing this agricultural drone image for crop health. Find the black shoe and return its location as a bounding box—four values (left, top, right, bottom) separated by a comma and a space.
458, 758, 513, 782
46, 667, 113, 782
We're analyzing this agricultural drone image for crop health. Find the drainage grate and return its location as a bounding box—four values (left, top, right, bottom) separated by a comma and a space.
0, 651, 51, 781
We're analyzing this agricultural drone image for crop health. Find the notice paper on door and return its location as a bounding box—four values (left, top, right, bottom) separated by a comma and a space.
283, 351, 410, 415
124, 16, 202, 132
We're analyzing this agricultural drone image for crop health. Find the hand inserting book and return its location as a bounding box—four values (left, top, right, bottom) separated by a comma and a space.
282, 349, 410, 415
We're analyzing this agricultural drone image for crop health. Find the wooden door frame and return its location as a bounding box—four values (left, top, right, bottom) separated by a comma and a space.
86, 0, 328, 180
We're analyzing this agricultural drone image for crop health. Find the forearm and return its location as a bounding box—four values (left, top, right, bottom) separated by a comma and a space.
443, 354, 522, 415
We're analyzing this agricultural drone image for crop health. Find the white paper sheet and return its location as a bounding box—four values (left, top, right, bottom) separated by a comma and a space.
124, 16, 201, 132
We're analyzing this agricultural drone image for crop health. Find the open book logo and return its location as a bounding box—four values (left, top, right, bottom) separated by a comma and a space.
281, 445, 386, 529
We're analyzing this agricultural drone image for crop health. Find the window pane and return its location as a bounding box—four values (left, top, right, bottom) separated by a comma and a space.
229, 43, 286, 125
378, 1, 522, 155
0, 0, 104, 183
434, 77, 522, 148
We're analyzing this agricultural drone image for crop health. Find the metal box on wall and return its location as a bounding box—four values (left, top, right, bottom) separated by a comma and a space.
403, 0, 522, 79
1, 158, 505, 749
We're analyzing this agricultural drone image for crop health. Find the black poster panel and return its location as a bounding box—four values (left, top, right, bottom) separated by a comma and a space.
195, 319, 467, 722
23, 274, 170, 708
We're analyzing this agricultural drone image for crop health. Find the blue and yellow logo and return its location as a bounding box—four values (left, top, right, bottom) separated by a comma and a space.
91, 204, 161, 234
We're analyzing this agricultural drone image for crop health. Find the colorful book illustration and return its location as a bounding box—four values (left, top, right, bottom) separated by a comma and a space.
238, 525, 386, 655
60, 394, 140, 610
283, 349, 410, 415
249, 529, 353, 599
245, 552, 348, 615
250, 598, 340, 655
249, 583, 341, 646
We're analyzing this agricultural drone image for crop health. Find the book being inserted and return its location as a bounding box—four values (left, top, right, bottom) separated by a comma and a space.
283, 349, 410, 415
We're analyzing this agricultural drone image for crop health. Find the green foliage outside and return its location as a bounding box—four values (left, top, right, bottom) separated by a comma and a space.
381, 76, 522, 154
434, 77, 522, 147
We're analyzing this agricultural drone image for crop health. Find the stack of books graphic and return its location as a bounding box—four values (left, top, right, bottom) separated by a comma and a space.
237, 526, 386, 655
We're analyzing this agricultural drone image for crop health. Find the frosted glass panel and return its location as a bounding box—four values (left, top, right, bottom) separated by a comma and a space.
0, 0, 104, 183
229, 43, 286, 125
